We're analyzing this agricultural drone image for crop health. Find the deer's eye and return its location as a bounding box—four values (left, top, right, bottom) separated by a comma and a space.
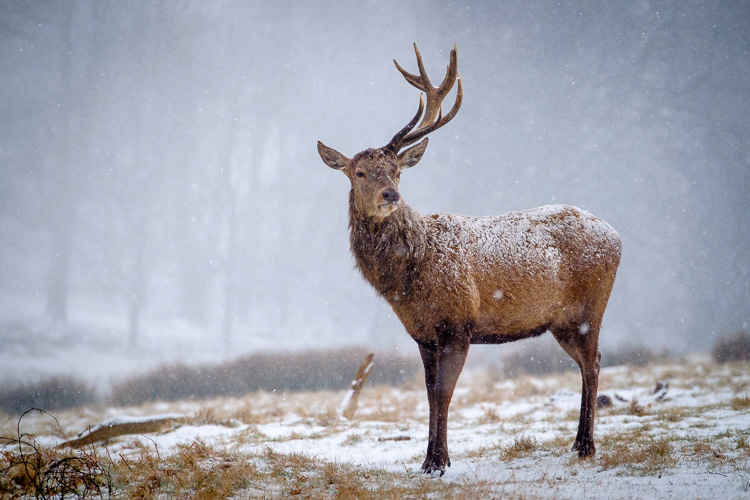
355, 171, 366, 178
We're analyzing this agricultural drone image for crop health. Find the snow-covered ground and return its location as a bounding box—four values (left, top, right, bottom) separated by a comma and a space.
2, 356, 749, 498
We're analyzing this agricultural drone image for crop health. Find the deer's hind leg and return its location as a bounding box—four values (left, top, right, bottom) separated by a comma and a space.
550, 317, 602, 458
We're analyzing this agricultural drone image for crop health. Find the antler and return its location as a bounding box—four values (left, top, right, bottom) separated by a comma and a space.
384, 43, 463, 153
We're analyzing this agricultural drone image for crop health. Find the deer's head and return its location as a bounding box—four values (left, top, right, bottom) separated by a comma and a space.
318, 44, 463, 221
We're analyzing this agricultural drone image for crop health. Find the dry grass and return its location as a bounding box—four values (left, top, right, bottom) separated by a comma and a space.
478, 406, 502, 424
599, 435, 676, 474
736, 434, 750, 454
678, 432, 750, 465
601, 399, 650, 417
690, 440, 713, 456
730, 395, 750, 410
628, 399, 648, 416
501, 437, 539, 461
0, 409, 114, 498
0, 434, 498, 499
462, 436, 540, 462
113, 439, 259, 498
659, 407, 691, 422
541, 434, 572, 455
341, 433, 363, 446
3, 356, 748, 496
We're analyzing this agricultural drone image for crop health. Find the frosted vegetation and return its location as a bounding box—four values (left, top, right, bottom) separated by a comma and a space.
2, 356, 749, 497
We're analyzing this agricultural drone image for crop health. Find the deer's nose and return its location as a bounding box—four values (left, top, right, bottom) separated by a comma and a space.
382, 189, 400, 203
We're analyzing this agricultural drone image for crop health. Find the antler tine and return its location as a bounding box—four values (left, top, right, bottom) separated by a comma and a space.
393, 59, 425, 91
400, 77, 462, 148
384, 95, 425, 152
414, 44, 458, 129
437, 44, 458, 97
412, 43, 432, 89
388, 44, 463, 152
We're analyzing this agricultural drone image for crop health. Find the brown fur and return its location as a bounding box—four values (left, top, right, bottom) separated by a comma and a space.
317, 44, 621, 475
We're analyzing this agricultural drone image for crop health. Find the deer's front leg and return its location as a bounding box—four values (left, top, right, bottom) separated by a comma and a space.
418, 337, 469, 476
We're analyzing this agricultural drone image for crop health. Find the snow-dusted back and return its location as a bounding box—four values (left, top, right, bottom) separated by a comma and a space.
428, 204, 621, 280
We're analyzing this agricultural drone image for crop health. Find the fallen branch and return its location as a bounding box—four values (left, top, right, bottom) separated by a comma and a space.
377, 435, 411, 442
58, 414, 186, 448
339, 353, 374, 420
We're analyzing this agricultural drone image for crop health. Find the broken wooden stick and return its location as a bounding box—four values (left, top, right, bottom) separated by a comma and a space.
339, 352, 374, 420
58, 414, 186, 448
377, 435, 411, 442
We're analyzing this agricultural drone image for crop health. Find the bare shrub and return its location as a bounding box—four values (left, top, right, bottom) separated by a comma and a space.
0, 377, 97, 415
110, 347, 418, 407
712, 331, 750, 363
0, 409, 112, 497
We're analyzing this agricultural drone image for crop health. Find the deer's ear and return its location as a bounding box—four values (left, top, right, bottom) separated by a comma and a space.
317, 141, 349, 170
397, 138, 428, 169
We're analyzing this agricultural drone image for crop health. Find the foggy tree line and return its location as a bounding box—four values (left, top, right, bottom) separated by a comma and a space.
1, 1, 311, 346
1, 1, 748, 352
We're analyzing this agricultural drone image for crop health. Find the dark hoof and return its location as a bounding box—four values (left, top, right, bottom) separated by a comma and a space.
572, 439, 596, 458
421, 452, 450, 476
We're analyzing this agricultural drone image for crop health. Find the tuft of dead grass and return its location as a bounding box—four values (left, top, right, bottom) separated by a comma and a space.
599, 435, 676, 474
736, 433, 750, 455
478, 406, 502, 425
113, 439, 259, 498
602, 399, 650, 417
659, 407, 690, 423
730, 395, 750, 410
0, 409, 113, 498
501, 437, 538, 461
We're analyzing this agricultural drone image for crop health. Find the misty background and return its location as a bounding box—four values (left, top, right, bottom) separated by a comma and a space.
1, 0, 748, 384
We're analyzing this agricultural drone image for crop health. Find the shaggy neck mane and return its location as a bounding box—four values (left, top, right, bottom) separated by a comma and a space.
348, 190, 426, 298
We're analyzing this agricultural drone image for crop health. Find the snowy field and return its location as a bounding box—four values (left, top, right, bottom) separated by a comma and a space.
2, 356, 749, 498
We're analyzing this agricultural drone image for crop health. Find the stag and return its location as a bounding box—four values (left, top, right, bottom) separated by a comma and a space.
317, 44, 621, 475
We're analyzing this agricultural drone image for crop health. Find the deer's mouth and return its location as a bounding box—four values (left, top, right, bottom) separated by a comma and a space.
378, 200, 400, 210
376, 200, 400, 218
